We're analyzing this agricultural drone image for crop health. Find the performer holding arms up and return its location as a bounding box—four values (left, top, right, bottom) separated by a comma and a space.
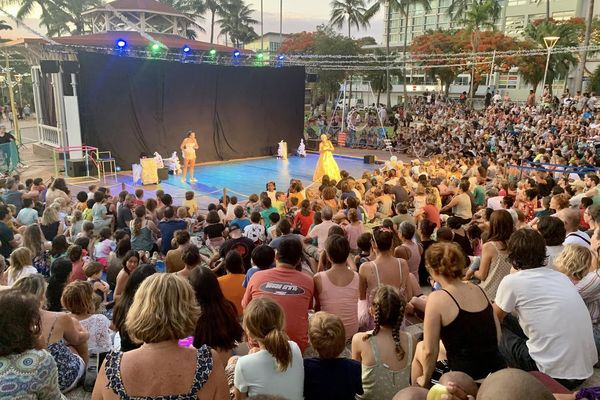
180, 131, 199, 183
313, 134, 341, 182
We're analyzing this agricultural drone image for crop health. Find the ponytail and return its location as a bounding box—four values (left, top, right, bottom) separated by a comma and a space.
263, 328, 292, 371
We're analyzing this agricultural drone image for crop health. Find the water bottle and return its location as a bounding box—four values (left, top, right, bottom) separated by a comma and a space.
151, 251, 158, 264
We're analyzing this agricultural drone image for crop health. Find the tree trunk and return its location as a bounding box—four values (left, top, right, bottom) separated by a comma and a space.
210, 10, 216, 43
575, 0, 594, 92
546, 0, 550, 22
386, 1, 392, 108
445, 81, 451, 96
348, 19, 353, 109
402, 9, 409, 109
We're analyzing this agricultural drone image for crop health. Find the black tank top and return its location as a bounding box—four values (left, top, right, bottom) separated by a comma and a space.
439, 285, 506, 379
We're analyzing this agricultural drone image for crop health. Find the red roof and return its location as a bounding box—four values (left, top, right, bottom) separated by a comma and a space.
44, 31, 242, 53
97, 0, 183, 15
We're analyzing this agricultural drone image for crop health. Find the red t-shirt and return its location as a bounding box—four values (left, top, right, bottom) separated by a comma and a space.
293, 211, 314, 236
422, 204, 441, 227
242, 266, 314, 352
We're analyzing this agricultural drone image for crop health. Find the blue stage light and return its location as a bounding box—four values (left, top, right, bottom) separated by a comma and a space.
183, 45, 191, 53
278, 54, 285, 60
116, 39, 127, 48
233, 49, 241, 58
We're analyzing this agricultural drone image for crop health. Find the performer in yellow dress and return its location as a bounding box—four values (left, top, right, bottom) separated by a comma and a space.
313, 134, 341, 182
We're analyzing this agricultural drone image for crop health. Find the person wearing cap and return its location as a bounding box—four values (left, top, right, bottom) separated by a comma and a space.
216, 223, 255, 271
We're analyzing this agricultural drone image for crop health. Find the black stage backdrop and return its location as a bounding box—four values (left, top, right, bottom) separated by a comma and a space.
77, 52, 305, 166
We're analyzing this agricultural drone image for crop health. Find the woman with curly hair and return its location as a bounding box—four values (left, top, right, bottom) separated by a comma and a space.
412, 242, 505, 388
351, 285, 414, 399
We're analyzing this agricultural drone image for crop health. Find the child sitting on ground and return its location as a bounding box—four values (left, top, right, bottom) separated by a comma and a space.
245, 193, 259, 214
266, 212, 280, 241
94, 227, 115, 268
183, 191, 198, 217
82, 199, 95, 222
16, 198, 39, 228
243, 245, 275, 288
133, 188, 144, 206
225, 196, 238, 221
177, 206, 195, 231
304, 312, 363, 400
243, 211, 266, 244
286, 197, 299, 221
83, 261, 110, 303
354, 232, 374, 270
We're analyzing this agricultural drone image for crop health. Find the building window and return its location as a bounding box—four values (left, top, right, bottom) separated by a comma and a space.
453, 76, 469, 85
507, 0, 528, 5
498, 74, 519, 89
552, 11, 575, 20
504, 15, 525, 36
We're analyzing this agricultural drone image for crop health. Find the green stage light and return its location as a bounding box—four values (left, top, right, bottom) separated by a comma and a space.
256, 52, 264, 60
151, 43, 161, 52
209, 49, 217, 56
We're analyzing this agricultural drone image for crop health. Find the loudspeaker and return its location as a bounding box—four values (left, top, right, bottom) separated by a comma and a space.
306, 139, 320, 151
157, 167, 169, 180
364, 155, 375, 164
40, 60, 60, 74
306, 73, 319, 83
66, 159, 99, 177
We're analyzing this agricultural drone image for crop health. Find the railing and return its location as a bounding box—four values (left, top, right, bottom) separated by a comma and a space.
39, 124, 61, 148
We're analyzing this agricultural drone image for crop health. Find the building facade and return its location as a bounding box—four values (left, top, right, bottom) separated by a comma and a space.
245, 32, 288, 53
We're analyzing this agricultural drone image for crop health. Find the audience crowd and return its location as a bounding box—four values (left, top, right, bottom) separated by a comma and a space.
3, 97, 600, 399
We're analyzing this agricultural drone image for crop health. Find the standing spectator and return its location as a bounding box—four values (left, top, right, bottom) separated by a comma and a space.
494, 229, 597, 390
242, 237, 314, 352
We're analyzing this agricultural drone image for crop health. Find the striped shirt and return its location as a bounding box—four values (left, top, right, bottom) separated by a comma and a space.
576, 270, 600, 327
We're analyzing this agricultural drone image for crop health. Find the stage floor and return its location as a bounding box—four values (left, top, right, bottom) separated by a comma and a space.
69, 152, 382, 209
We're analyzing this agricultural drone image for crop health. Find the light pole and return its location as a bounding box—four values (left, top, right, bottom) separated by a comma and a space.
540, 35, 559, 101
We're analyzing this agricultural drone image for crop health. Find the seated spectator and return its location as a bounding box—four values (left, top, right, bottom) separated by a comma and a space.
477, 368, 555, 400
46, 258, 72, 312
412, 242, 505, 385
40, 205, 65, 242
359, 226, 411, 329
0, 289, 63, 399
129, 205, 160, 253
5, 247, 36, 286
165, 230, 191, 273
494, 229, 597, 389
84, 262, 110, 303
217, 250, 246, 316
230, 205, 251, 231
355, 232, 375, 270
314, 235, 359, 340
111, 264, 156, 353
106, 238, 131, 291
61, 281, 112, 355
304, 312, 363, 400
191, 266, 244, 367
555, 244, 592, 284
446, 216, 474, 257
23, 224, 51, 277
67, 244, 86, 282
92, 191, 113, 233
113, 250, 140, 302
293, 199, 314, 236
535, 216, 566, 270
304, 206, 338, 257
16, 198, 39, 226
93, 273, 228, 398
394, 222, 422, 283
269, 219, 303, 251
175, 244, 201, 281
158, 206, 187, 255
352, 285, 415, 399
49, 235, 69, 263
344, 208, 365, 253
243, 245, 275, 288
218, 223, 256, 271
561, 208, 591, 248
233, 297, 304, 400
242, 237, 314, 352
13, 274, 88, 393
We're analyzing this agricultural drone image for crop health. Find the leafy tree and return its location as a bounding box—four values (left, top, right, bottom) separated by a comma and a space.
279, 32, 317, 54
217, 0, 258, 48
447, 0, 501, 22
156, 0, 206, 38
524, 18, 581, 93
329, 0, 370, 38
0, 20, 11, 31
10, 0, 100, 35
590, 64, 600, 94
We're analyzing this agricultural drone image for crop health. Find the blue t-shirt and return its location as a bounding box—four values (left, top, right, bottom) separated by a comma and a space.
243, 266, 260, 288
303, 357, 363, 400
158, 219, 188, 254
16, 207, 39, 226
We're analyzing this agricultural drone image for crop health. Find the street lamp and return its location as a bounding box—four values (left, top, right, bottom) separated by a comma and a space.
540, 36, 560, 101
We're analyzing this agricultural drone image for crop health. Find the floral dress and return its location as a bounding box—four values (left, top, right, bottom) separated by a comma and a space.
105, 345, 213, 399
0, 349, 65, 399
46, 317, 86, 392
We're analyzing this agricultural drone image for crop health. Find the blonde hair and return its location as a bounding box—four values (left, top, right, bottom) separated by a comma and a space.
125, 274, 199, 344
41, 206, 60, 225
8, 247, 32, 282
61, 281, 96, 315
309, 311, 346, 359
365, 193, 376, 206
13, 274, 47, 306
23, 224, 45, 256
243, 297, 292, 371
555, 244, 592, 281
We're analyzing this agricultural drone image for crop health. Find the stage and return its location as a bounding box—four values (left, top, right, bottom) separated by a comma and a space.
66, 148, 395, 210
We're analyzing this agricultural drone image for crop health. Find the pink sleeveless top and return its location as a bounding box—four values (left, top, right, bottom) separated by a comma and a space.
316, 270, 360, 340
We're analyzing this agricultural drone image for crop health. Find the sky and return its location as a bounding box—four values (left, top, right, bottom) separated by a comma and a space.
0, 1, 385, 45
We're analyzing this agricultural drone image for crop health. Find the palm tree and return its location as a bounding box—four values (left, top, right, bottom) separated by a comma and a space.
217, 0, 258, 48
0, 20, 12, 32
156, 0, 206, 38
329, 0, 370, 38
204, 0, 227, 44
447, 0, 501, 23
8, 0, 100, 35
398, 0, 430, 107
